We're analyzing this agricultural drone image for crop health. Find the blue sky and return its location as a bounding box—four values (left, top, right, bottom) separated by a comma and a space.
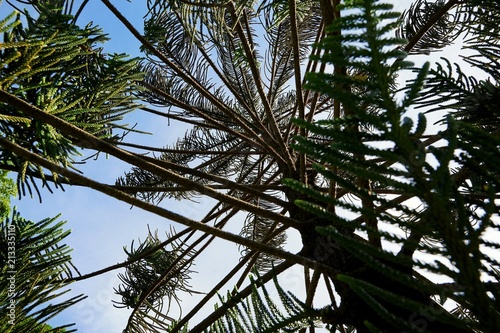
4, 0, 491, 332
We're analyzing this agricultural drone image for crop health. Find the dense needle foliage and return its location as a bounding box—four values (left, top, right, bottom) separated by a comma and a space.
0, 1, 143, 198
0, 210, 84, 333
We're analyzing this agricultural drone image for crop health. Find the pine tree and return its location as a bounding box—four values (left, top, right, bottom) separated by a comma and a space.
0, 210, 85, 333
0, 0, 499, 332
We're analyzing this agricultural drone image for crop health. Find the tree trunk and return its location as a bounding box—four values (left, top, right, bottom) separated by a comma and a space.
285, 186, 471, 333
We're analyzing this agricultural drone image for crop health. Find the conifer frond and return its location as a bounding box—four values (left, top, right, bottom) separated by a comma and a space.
396, 0, 464, 55
239, 213, 287, 272
0, 209, 85, 332
262, 1, 321, 104
0, 4, 143, 198
204, 272, 321, 333
459, 0, 500, 80
0, 10, 19, 37
117, 229, 198, 333
0, 114, 31, 124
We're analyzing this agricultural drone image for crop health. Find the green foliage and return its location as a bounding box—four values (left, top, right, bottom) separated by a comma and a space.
115, 230, 197, 333
0, 170, 16, 220
285, 0, 500, 331
0, 2, 144, 197
205, 273, 320, 333
0, 209, 85, 333
159, 273, 321, 333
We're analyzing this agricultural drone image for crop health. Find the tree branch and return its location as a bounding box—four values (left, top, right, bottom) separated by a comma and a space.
0, 90, 300, 227
0, 135, 334, 273
100, 0, 277, 159
403, 0, 461, 53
